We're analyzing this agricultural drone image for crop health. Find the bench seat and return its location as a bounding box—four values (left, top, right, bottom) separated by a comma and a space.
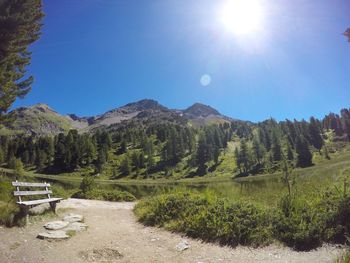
17, 197, 63, 207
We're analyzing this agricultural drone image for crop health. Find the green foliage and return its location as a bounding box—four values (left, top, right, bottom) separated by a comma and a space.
0, 0, 44, 118
135, 186, 350, 251
75, 174, 135, 201
0, 181, 19, 227
273, 195, 323, 251
135, 192, 271, 247
80, 175, 96, 194
13, 158, 24, 178
74, 189, 135, 202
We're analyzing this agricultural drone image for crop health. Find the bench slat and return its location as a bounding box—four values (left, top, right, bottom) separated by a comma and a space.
13, 190, 52, 196
12, 182, 50, 187
17, 198, 62, 206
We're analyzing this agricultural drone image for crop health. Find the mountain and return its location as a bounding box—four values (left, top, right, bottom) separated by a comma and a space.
0, 99, 235, 135
182, 103, 232, 126
183, 103, 221, 118
1, 104, 74, 135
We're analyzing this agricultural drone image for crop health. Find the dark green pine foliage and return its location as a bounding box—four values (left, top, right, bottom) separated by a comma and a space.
195, 134, 210, 175
235, 139, 251, 174
309, 117, 324, 151
271, 130, 282, 162
295, 136, 313, 168
0, 0, 44, 119
120, 155, 131, 175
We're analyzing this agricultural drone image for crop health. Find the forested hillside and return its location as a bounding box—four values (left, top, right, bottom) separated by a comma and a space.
1, 102, 350, 180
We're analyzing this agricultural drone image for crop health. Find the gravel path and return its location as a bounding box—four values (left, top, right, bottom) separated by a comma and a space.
0, 198, 345, 263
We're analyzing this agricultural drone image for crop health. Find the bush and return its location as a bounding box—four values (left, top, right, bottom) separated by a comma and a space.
134, 192, 271, 247
318, 191, 350, 244
273, 195, 322, 251
0, 181, 19, 227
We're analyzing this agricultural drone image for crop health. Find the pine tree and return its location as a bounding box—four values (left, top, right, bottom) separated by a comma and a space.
96, 147, 106, 173
120, 155, 131, 175
131, 151, 140, 170
14, 158, 25, 177
239, 139, 251, 173
252, 137, 265, 165
309, 117, 324, 151
196, 134, 209, 174
234, 146, 242, 173
271, 130, 282, 162
0, 0, 44, 119
295, 136, 313, 168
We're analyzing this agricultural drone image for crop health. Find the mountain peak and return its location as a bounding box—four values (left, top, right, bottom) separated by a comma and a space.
121, 99, 167, 112
184, 103, 221, 118
31, 103, 55, 113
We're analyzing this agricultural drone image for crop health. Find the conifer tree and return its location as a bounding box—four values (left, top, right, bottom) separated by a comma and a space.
0, 0, 44, 119
120, 155, 131, 175
295, 136, 313, 168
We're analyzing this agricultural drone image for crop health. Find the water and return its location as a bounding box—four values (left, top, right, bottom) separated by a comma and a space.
41, 175, 286, 204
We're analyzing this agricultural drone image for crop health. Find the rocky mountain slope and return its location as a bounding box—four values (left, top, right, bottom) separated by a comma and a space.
1, 99, 234, 135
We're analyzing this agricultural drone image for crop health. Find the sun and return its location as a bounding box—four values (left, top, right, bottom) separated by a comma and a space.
219, 0, 263, 36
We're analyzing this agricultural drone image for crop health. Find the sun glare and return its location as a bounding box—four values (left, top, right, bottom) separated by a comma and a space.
219, 0, 264, 36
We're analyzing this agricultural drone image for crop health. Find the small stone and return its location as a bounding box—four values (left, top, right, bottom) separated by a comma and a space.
44, 221, 69, 230
63, 213, 84, 223
176, 240, 190, 252
64, 222, 88, 232
37, 230, 69, 240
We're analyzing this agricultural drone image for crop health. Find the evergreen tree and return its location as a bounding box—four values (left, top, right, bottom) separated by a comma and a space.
271, 130, 282, 162
120, 155, 131, 175
239, 139, 251, 173
131, 151, 140, 170
196, 134, 209, 174
252, 137, 265, 165
0, 0, 44, 118
309, 117, 324, 151
295, 136, 313, 168
14, 158, 24, 177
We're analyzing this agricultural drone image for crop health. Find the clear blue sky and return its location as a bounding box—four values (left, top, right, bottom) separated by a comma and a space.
12, 0, 350, 122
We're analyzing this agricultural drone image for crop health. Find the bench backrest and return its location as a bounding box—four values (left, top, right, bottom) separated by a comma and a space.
12, 180, 52, 203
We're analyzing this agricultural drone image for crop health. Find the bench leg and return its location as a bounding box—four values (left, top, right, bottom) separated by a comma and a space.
49, 202, 57, 214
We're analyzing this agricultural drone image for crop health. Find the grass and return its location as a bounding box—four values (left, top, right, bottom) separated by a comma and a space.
336, 250, 350, 263
134, 188, 350, 251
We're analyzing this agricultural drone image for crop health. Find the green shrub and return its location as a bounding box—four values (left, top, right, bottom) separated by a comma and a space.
134, 192, 271, 247
336, 250, 350, 263
273, 195, 322, 251
318, 191, 350, 244
0, 181, 19, 227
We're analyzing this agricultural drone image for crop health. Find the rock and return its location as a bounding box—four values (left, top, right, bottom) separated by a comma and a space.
64, 222, 88, 232
29, 203, 50, 215
63, 213, 84, 223
44, 221, 69, 230
176, 240, 190, 252
37, 230, 70, 240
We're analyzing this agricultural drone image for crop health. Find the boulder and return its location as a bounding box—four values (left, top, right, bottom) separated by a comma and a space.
44, 221, 69, 230
63, 213, 84, 223
37, 230, 69, 240
29, 203, 50, 215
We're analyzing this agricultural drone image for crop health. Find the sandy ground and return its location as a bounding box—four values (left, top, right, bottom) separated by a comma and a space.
0, 198, 346, 263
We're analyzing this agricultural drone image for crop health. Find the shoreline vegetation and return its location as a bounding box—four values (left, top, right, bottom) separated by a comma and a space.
134, 188, 350, 252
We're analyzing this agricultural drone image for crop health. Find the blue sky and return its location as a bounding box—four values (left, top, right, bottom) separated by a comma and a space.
12, 0, 350, 122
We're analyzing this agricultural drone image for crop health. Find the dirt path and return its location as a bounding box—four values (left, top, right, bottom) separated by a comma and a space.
0, 198, 345, 263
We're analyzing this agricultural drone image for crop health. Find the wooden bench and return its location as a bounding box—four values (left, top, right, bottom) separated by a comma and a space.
12, 180, 63, 224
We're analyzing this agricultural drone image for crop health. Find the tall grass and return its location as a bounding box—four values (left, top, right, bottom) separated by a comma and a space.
134, 187, 350, 251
